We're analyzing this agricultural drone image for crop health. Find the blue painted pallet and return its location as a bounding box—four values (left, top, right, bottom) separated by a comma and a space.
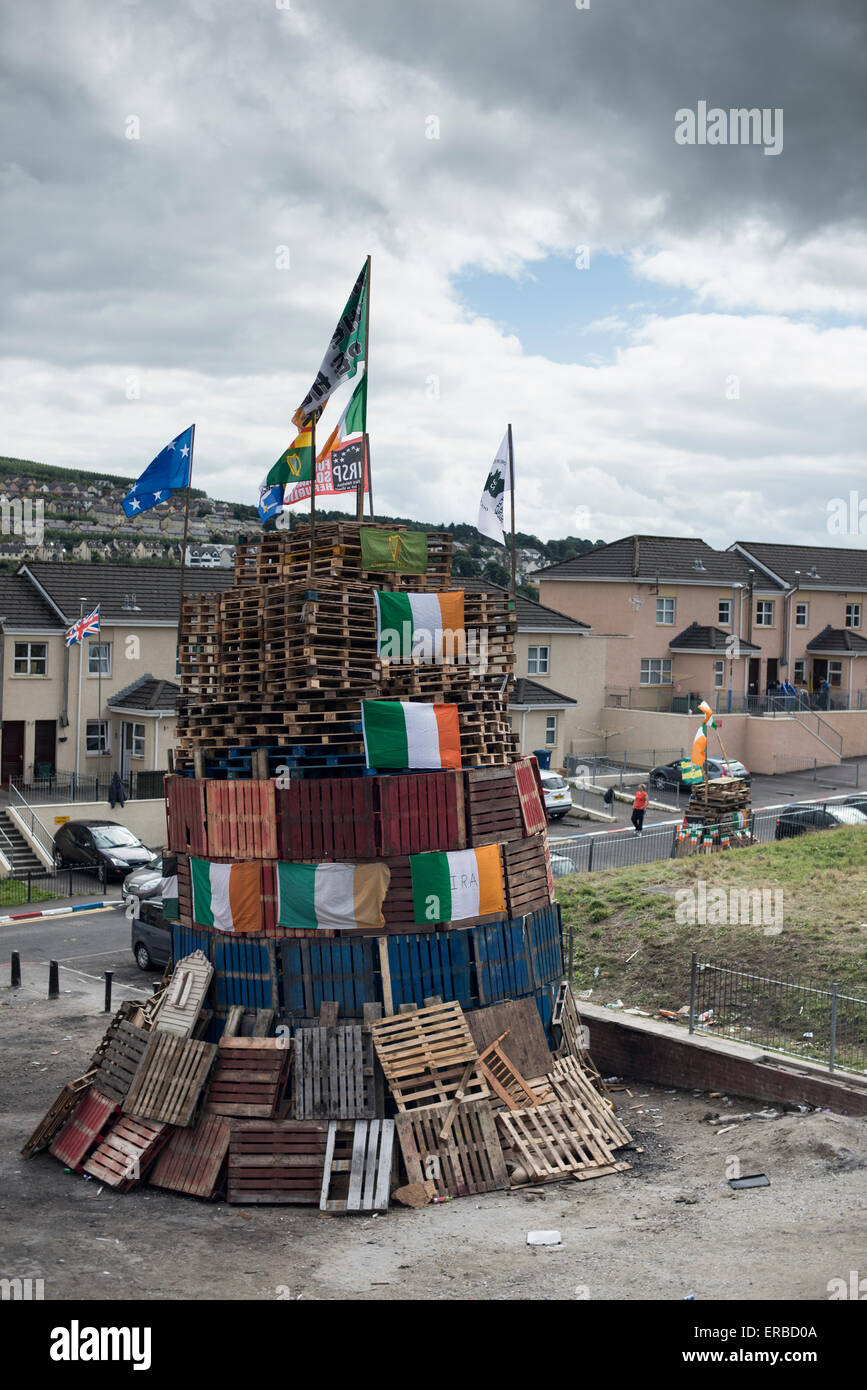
387, 928, 474, 1010
279, 937, 378, 1018
171, 924, 279, 1010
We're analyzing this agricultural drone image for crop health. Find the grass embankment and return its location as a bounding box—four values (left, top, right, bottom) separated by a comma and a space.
557, 826, 867, 1011
0, 879, 55, 908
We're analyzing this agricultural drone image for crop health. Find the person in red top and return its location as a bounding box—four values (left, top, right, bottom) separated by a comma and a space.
632, 784, 648, 836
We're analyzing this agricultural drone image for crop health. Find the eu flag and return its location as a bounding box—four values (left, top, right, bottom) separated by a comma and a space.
122, 426, 194, 517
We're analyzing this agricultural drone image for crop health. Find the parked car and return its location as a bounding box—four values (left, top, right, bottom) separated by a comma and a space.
53, 820, 158, 879
649, 756, 751, 791
549, 850, 578, 877
130, 901, 171, 971
774, 804, 867, 840
540, 771, 573, 821
842, 794, 867, 816
122, 857, 164, 901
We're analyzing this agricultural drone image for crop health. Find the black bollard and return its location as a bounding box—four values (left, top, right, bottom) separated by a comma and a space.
48, 959, 59, 999
104, 970, 113, 1013
11, 951, 20, 988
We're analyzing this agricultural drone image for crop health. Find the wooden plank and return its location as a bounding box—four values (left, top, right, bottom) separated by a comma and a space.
476, 1032, 546, 1111
319, 1119, 396, 1213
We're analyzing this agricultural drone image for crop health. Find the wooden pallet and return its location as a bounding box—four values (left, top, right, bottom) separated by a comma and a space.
154, 950, 214, 1038
82, 1116, 169, 1190
496, 1100, 631, 1184
124, 1033, 217, 1126
205, 1037, 291, 1118
465, 998, 554, 1079
502, 833, 553, 916
551, 981, 614, 1102
476, 1032, 547, 1110
49, 1089, 119, 1171
149, 1111, 231, 1198
514, 756, 548, 835
21, 1069, 96, 1158
465, 765, 524, 846
395, 1099, 508, 1197
370, 1002, 488, 1111
319, 1119, 395, 1213
547, 1055, 633, 1150
92, 1021, 151, 1105
227, 1119, 328, 1204
291, 1025, 380, 1120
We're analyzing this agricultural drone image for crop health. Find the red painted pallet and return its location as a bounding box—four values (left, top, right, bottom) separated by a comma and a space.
514, 756, 548, 836
277, 778, 377, 860
149, 1111, 231, 1198
227, 1119, 329, 1204
206, 780, 278, 860
49, 1089, 120, 1172
377, 771, 466, 855
205, 1037, 291, 1118
165, 777, 208, 857
82, 1116, 170, 1190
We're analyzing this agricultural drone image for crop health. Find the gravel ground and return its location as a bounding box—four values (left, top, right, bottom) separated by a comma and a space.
2, 982, 865, 1303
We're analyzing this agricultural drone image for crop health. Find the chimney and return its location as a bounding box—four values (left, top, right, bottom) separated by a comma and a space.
632, 537, 640, 576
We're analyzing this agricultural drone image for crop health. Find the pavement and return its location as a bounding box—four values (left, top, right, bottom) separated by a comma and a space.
0, 902, 154, 1011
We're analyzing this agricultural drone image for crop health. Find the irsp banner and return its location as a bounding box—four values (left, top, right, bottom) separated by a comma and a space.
283, 438, 368, 505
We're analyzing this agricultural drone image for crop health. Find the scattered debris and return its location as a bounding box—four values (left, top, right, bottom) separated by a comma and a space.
729, 1173, 771, 1190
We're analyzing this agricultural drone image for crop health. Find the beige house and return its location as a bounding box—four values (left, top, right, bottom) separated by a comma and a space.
0, 563, 231, 786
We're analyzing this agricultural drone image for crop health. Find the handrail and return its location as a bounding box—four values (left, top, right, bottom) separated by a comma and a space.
7, 784, 56, 859
765, 696, 843, 756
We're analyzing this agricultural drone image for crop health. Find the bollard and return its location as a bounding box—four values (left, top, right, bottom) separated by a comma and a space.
48, 959, 59, 1000
11, 951, 21, 988
104, 970, 113, 1013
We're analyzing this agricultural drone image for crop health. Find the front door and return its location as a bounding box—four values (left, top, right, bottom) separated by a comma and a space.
34, 720, 56, 776
121, 721, 134, 784
748, 658, 760, 698
1, 721, 25, 785
766, 658, 778, 691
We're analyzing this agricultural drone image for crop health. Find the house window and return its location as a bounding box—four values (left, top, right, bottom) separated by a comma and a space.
640, 658, 673, 685
12, 642, 47, 676
527, 645, 549, 676
845, 603, 861, 629
131, 723, 146, 759
794, 659, 806, 683
829, 661, 843, 688
88, 642, 112, 676
714, 660, 724, 687
656, 597, 675, 625
86, 720, 109, 754
717, 600, 731, 626
795, 602, 808, 627
756, 601, 775, 627
545, 715, 557, 747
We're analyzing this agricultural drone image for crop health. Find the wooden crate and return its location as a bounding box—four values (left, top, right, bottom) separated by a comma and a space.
395, 1099, 508, 1197
370, 1001, 487, 1112
49, 1089, 119, 1171
205, 1037, 291, 1118
465, 766, 524, 846
22, 1070, 96, 1158
92, 1021, 151, 1105
82, 1116, 169, 1190
320, 1119, 395, 1213
124, 1034, 217, 1127
291, 1024, 381, 1120
502, 833, 553, 917
149, 1112, 231, 1199
227, 1119, 328, 1204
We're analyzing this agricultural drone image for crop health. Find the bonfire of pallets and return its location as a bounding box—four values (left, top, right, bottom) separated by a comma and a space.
25, 519, 633, 1210
676, 777, 753, 853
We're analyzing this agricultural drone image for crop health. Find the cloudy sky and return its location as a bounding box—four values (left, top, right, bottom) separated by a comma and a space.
2, 0, 866, 547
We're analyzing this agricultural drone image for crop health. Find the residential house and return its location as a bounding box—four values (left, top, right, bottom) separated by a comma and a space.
0, 563, 233, 784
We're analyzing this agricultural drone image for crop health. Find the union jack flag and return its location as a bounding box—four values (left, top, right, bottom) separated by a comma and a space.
65, 605, 101, 647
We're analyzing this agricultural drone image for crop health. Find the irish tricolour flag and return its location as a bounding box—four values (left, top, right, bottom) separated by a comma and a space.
190, 859, 262, 934
375, 590, 465, 662
277, 861, 390, 932
410, 845, 505, 925
691, 699, 717, 770
362, 700, 461, 770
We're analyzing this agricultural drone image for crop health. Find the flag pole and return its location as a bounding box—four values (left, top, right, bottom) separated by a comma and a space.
356, 253, 371, 523
74, 598, 86, 786
177, 423, 195, 638
310, 413, 317, 576
507, 422, 517, 597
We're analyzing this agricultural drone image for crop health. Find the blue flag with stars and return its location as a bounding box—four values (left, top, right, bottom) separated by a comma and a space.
122, 426, 194, 517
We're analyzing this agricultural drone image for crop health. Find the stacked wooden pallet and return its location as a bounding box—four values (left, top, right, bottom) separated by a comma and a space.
233, 522, 453, 590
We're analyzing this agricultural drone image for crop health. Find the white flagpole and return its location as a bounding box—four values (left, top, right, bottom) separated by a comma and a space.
74, 598, 86, 787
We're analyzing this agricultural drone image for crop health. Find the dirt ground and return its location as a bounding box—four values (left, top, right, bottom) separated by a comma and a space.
2, 984, 865, 1302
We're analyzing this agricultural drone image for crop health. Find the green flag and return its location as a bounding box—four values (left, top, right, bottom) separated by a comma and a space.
293, 261, 368, 427
266, 420, 315, 487
360, 528, 428, 573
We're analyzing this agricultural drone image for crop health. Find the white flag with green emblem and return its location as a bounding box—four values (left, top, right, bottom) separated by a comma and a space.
478, 431, 511, 545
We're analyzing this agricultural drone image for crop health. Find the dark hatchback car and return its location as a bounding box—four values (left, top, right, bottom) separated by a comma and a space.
53, 820, 158, 879
130, 901, 171, 971
649, 756, 751, 791
774, 804, 867, 840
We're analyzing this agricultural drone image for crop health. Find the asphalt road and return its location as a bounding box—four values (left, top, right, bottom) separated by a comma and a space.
0, 903, 156, 1009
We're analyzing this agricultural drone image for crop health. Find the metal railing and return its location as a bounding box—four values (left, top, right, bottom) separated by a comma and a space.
7, 785, 55, 861
605, 687, 865, 716
0, 865, 111, 906
689, 956, 867, 1075
8, 769, 167, 805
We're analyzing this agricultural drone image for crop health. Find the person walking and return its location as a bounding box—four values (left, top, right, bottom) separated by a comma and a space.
631, 783, 648, 836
